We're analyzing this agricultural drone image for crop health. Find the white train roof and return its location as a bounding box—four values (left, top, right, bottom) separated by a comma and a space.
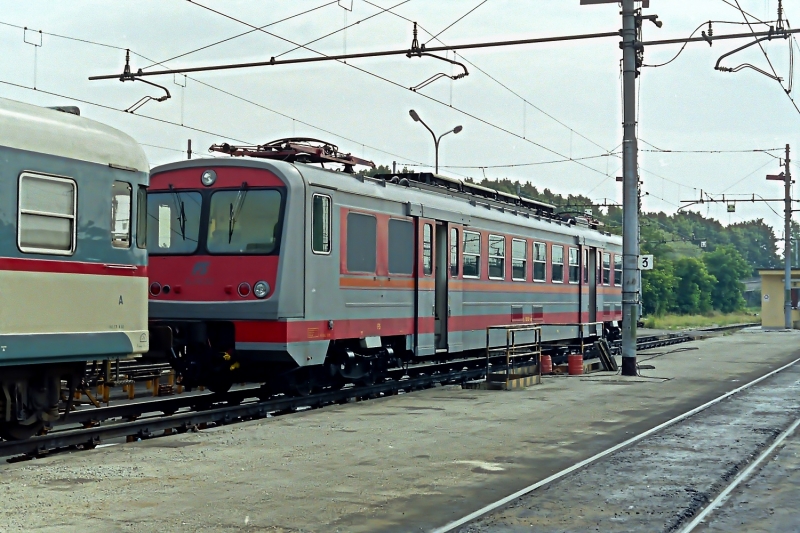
0, 97, 148, 173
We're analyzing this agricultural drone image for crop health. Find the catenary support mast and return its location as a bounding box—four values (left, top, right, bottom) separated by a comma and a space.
784, 145, 792, 329
620, 0, 640, 376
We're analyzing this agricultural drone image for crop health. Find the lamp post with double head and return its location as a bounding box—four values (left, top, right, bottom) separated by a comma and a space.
409, 109, 462, 174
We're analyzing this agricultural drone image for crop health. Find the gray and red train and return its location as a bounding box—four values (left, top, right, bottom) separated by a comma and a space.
0, 97, 621, 439
146, 139, 623, 394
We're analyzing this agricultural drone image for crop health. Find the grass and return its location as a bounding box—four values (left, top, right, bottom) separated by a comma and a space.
641, 311, 760, 331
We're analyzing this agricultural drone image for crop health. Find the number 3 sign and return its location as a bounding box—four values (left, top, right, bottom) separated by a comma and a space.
638, 255, 654, 270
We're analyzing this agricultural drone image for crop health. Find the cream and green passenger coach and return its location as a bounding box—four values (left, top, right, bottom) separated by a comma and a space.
0, 97, 149, 439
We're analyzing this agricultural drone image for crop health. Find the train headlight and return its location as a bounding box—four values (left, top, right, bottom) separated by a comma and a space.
149, 282, 162, 296
253, 281, 269, 299
200, 169, 217, 187
237, 282, 251, 298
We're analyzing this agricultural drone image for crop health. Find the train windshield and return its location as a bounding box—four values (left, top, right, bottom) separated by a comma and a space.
146, 191, 202, 254
207, 189, 282, 254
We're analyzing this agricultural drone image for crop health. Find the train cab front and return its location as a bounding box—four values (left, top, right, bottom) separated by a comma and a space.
146, 158, 303, 392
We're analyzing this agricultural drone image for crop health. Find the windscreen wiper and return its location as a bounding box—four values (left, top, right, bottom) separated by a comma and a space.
169, 185, 187, 240
228, 181, 248, 243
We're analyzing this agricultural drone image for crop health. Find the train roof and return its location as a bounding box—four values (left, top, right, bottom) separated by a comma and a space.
0, 97, 148, 173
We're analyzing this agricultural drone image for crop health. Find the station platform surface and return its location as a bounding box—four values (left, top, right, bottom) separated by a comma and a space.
1, 328, 798, 533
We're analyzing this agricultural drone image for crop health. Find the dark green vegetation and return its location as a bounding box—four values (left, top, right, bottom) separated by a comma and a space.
466, 177, 776, 317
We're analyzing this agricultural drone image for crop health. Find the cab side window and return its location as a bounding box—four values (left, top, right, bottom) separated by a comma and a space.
312, 194, 331, 254
111, 181, 132, 248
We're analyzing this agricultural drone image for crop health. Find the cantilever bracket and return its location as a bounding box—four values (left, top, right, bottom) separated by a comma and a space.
714, 32, 789, 82
406, 22, 469, 91
118, 49, 171, 113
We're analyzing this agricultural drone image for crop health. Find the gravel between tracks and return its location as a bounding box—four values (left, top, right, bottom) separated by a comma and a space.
0, 330, 798, 533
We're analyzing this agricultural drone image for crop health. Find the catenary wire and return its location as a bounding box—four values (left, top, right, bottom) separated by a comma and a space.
141, 1, 339, 70
424, 0, 490, 45
184, 1, 614, 179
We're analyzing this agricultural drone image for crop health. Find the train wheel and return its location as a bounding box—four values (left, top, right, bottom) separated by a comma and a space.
207, 380, 233, 394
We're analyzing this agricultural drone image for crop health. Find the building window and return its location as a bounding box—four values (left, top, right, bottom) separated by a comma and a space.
552, 245, 564, 283
450, 228, 459, 278
488, 235, 505, 279
346, 212, 377, 273
388, 219, 414, 275
136, 186, 147, 249
311, 194, 331, 254
533, 242, 547, 282
569, 247, 580, 284
512, 239, 527, 281
614, 254, 622, 286
423, 223, 433, 276
18, 172, 76, 255
111, 181, 132, 249
583, 249, 589, 284
602, 252, 611, 286
463, 230, 481, 278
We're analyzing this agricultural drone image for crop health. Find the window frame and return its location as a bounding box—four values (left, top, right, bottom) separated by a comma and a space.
511, 238, 527, 282
346, 211, 378, 273
568, 247, 580, 284
311, 193, 332, 255
422, 223, 433, 276
602, 252, 611, 286
111, 180, 132, 249
17, 171, 77, 256
462, 230, 482, 279
614, 253, 623, 287
582, 248, 589, 284
450, 227, 459, 278
136, 185, 147, 249
388, 218, 414, 276
488, 234, 506, 280
533, 241, 547, 282
551, 244, 565, 284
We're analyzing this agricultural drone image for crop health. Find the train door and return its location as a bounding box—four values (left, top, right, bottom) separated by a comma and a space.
446, 223, 463, 353
434, 222, 449, 351
415, 218, 436, 356
588, 247, 597, 323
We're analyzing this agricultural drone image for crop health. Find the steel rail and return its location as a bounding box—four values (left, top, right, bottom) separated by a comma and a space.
430, 355, 800, 533
678, 416, 800, 533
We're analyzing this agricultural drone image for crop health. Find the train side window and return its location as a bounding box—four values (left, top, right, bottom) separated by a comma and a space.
602, 252, 611, 285
312, 194, 331, 254
423, 224, 433, 275
450, 228, 459, 277
533, 242, 546, 282
583, 249, 589, 283
346, 212, 377, 273
18, 173, 76, 255
488, 235, 505, 280
614, 254, 622, 286
568, 248, 580, 284
462, 230, 481, 278
552, 245, 564, 283
136, 186, 147, 249
512, 239, 527, 281
388, 219, 414, 275
111, 181, 132, 248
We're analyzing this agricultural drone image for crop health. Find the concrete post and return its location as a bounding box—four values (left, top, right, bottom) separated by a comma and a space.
785, 144, 792, 329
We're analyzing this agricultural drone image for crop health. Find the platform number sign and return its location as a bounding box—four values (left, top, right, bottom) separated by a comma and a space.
638, 255, 654, 271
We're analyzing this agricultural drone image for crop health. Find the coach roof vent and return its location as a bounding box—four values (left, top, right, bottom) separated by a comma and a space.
209, 138, 375, 174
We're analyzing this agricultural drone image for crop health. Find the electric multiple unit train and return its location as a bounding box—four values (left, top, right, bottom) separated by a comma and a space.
0, 98, 621, 439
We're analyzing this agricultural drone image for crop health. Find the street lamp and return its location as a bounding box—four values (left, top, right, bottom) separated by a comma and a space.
409, 109, 462, 174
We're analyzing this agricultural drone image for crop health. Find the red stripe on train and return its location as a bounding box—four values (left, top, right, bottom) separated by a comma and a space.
0, 257, 147, 277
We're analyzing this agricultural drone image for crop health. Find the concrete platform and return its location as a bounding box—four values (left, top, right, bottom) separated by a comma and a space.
1, 330, 799, 533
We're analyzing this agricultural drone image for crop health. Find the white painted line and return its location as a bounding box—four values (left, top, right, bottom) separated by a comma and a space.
430, 356, 800, 533
678, 416, 800, 533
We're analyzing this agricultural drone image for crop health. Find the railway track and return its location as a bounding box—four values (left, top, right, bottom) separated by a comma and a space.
0, 328, 743, 460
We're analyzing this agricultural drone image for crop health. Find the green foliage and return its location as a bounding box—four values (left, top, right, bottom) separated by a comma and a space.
641, 260, 677, 316
673, 257, 716, 314
702, 246, 751, 313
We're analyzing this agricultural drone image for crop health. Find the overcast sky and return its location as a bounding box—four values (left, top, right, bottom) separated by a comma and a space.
1, 1, 797, 235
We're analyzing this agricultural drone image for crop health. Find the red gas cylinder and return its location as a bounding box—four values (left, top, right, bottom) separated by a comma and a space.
540, 355, 553, 375
568, 353, 584, 376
